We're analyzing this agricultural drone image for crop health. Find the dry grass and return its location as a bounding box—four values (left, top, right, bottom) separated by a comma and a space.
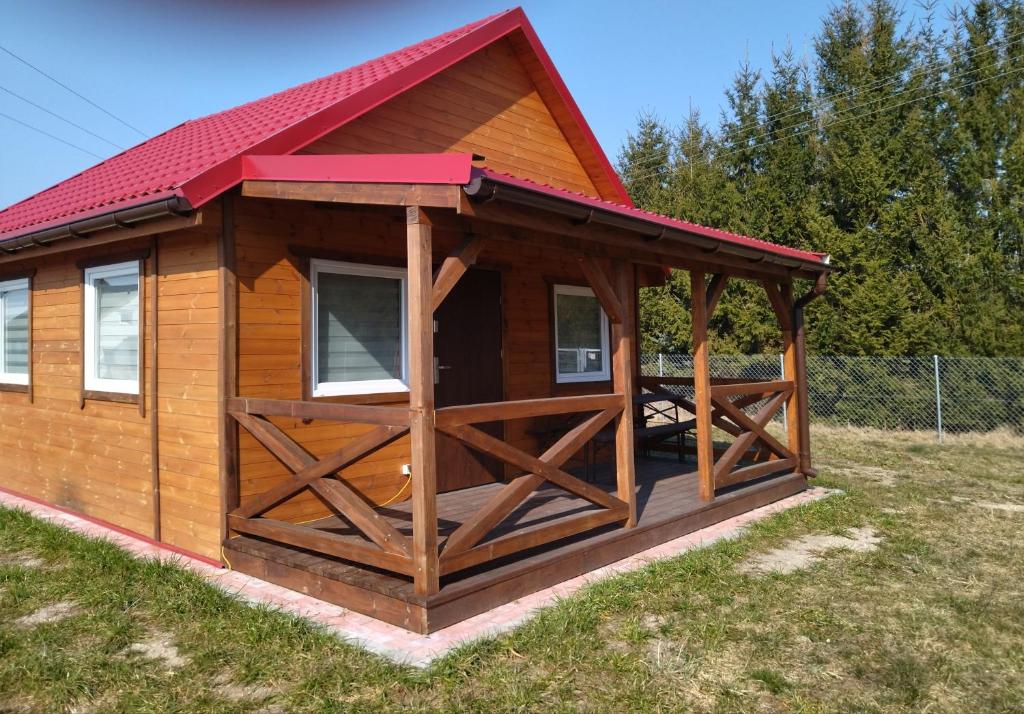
1, 424, 1023, 712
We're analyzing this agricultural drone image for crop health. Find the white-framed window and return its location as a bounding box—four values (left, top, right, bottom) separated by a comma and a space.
0, 277, 30, 386
553, 284, 610, 383
83, 261, 140, 394
310, 259, 408, 397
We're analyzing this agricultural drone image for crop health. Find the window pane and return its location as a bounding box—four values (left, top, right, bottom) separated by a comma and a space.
2, 288, 29, 375
318, 272, 402, 384
95, 273, 139, 381
556, 292, 604, 375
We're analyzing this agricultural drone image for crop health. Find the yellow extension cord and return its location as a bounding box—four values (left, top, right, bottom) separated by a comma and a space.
218, 473, 412, 573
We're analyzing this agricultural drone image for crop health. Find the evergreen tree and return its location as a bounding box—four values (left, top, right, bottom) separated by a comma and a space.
620, 0, 1024, 358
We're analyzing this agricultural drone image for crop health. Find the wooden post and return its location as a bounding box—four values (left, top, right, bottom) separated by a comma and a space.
407, 207, 439, 596
792, 303, 813, 474
218, 193, 240, 548
690, 271, 715, 502
780, 283, 801, 468
611, 261, 637, 527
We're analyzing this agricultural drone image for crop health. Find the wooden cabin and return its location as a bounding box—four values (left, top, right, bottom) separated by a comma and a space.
0, 8, 831, 632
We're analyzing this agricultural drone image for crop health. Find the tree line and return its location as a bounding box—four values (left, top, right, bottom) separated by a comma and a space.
620, 0, 1023, 356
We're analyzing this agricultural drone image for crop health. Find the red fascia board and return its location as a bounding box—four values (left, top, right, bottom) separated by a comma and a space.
480, 169, 829, 265
512, 10, 634, 207
178, 11, 524, 209
240, 153, 475, 185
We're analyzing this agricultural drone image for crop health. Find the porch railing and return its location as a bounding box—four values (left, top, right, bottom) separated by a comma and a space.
226, 397, 415, 575
639, 376, 797, 488
226, 378, 800, 583
434, 393, 628, 575
226, 392, 633, 580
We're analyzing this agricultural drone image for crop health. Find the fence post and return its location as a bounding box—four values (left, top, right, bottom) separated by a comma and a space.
779, 353, 788, 432
934, 354, 944, 443
658, 353, 664, 377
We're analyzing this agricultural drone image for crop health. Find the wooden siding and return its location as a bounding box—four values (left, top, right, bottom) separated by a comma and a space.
0, 216, 223, 560
156, 211, 223, 557
303, 38, 601, 198
234, 196, 614, 524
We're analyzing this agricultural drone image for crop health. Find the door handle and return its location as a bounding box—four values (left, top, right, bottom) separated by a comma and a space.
433, 357, 453, 384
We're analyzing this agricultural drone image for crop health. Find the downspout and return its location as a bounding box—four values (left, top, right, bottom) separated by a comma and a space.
792, 273, 827, 476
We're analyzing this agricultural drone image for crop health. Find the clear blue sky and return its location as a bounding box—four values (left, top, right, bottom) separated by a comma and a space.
0, 0, 943, 209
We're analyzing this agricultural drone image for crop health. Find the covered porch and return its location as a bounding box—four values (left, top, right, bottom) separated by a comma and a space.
219, 154, 831, 633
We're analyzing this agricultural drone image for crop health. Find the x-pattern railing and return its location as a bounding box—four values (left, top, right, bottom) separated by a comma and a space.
639, 377, 797, 489
226, 397, 414, 576
434, 393, 629, 575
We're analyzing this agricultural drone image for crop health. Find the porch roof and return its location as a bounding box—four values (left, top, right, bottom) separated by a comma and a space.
238, 152, 832, 272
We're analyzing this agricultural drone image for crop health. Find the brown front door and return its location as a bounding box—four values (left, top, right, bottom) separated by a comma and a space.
434, 268, 504, 492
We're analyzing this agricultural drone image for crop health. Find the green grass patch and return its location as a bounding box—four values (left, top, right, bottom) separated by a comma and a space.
2, 425, 1023, 711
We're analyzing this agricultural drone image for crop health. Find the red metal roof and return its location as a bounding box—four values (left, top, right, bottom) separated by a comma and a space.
0, 8, 629, 243
475, 169, 830, 265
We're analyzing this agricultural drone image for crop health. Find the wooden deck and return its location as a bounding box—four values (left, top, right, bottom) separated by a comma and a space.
224, 457, 807, 633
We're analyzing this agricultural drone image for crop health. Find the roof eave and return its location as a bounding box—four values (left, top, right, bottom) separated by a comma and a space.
464, 173, 831, 276
0, 193, 193, 253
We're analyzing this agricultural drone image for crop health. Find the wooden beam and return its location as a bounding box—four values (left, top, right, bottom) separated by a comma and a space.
227, 396, 410, 426
440, 506, 628, 576
149, 238, 160, 541
311, 479, 412, 558
578, 255, 624, 323
227, 515, 413, 575
691, 270, 715, 502
762, 281, 793, 332
242, 180, 460, 208
709, 380, 793, 398
706, 274, 729, 317
431, 235, 486, 312
407, 206, 440, 596
434, 393, 623, 427
611, 260, 637, 526
716, 457, 799, 489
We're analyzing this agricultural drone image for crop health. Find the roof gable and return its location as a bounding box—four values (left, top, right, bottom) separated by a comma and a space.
0, 8, 629, 242
302, 36, 603, 197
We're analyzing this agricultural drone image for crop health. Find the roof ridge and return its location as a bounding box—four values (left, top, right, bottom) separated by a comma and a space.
173, 9, 516, 140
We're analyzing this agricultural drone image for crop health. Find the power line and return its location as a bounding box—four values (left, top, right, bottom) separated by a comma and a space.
723, 63, 1024, 161
0, 85, 124, 149
746, 39, 1021, 152
621, 63, 1024, 185
0, 43, 148, 138
625, 27, 1024, 176
761, 25, 1024, 129
0, 111, 106, 160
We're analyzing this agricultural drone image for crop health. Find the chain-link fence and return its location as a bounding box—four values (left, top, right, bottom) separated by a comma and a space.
640, 354, 1024, 437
